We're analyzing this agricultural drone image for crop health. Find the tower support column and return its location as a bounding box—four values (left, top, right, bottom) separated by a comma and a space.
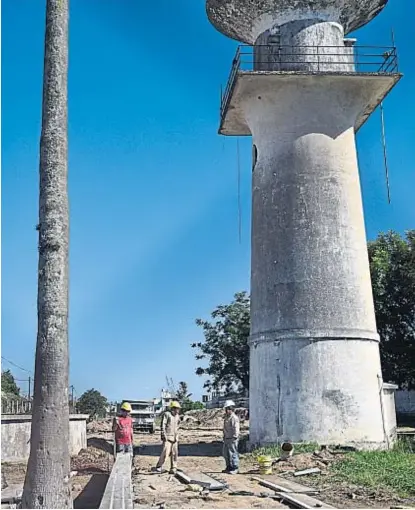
245, 77, 386, 447
206, 0, 401, 449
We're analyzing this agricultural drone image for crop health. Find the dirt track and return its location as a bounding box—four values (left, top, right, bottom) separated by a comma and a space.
132, 429, 286, 509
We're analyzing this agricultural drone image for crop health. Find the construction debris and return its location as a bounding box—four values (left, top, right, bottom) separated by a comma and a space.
181, 408, 248, 429
280, 442, 294, 460
1, 484, 23, 505
294, 468, 322, 477
175, 469, 228, 491
229, 490, 256, 497
86, 418, 113, 434
185, 484, 202, 492
71, 444, 113, 474
251, 477, 319, 495
252, 476, 336, 509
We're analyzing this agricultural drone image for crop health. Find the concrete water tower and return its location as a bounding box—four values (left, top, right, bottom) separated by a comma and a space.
207, 0, 401, 447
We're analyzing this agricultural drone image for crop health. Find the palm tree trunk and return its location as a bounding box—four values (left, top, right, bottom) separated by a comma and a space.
22, 0, 71, 508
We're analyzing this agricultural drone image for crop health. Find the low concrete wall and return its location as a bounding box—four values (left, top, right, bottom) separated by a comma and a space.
382, 383, 398, 444
1, 414, 88, 463
99, 453, 133, 509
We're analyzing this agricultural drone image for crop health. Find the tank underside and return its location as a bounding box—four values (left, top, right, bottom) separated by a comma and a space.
206, 0, 388, 43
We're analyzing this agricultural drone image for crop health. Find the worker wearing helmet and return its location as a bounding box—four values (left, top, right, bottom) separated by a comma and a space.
112, 402, 134, 454
155, 401, 181, 473
223, 400, 240, 474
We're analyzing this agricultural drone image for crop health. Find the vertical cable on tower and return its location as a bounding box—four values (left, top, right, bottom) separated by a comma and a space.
380, 102, 391, 204
236, 138, 242, 244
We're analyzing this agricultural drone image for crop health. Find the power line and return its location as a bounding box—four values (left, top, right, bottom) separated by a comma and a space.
1, 356, 33, 375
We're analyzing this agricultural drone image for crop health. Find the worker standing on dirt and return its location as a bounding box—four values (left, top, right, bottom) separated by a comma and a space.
113, 401, 134, 454
223, 400, 240, 474
155, 401, 181, 474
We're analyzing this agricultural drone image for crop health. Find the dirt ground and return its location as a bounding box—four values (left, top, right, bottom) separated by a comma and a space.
131, 428, 414, 510
2, 425, 413, 509
1, 435, 113, 509
132, 428, 287, 509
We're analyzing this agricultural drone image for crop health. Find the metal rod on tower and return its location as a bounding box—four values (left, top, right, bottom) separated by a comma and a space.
380, 102, 391, 204
237, 138, 242, 244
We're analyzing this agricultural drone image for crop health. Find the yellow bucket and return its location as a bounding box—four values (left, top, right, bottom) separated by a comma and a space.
257, 455, 273, 475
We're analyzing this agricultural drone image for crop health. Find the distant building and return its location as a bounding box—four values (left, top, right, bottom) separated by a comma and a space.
154, 389, 175, 414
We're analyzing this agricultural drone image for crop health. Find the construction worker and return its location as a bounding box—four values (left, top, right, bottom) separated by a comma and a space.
112, 402, 134, 454
222, 400, 240, 474
155, 401, 181, 474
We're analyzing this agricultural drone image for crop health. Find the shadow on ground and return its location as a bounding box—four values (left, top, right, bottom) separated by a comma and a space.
87, 437, 113, 454
137, 441, 223, 457
74, 474, 108, 509
75, 467, 109, 475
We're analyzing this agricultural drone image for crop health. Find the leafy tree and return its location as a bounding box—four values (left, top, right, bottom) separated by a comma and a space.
22, 1, 71, 508
368, 230, 415, 389
187, 401, 205, 411
192, 291, 250, 392
175, 381, 200, 412
176, 381, 191, 402
192, 233, 415, 392
1, 370, 20, 397
76, 389, 108, 418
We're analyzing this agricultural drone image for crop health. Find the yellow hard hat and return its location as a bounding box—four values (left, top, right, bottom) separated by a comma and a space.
121, 402, 132, 412
170, 401, 181, 409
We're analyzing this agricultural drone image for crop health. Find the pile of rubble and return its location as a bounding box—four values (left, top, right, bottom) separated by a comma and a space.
271, 447, 345, 475
71, 444, 113, 474
181, 407, 249, 429
86, 418, 112, 433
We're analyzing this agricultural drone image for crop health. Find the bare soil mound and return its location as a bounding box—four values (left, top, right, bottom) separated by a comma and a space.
71, 443, 113, 474
182, 408, 249, 429
86, 418, 112, 433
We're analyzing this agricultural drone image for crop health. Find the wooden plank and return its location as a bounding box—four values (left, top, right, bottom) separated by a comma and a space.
250, 477, 319, 495
294, 468, 321, 477
252, 475, 318, 494
252, 476, 336, 509
175, 470, 227, 491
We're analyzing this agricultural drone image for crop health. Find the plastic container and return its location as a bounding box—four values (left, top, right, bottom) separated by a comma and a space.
257, 455, 273, 475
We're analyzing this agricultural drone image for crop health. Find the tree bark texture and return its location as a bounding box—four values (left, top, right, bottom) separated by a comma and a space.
22, 0, 71, 508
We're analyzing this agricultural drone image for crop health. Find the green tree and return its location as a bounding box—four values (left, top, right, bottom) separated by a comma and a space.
22, 1, 71, 507
176, 381, 191, 402
192, 234, 415, 392
1, 370, 20, 397
76, 389, 108, 418
192, 291, 250, 392
187, 401, 205, 411
368, 230, 415, 389
175, 381, 198, 412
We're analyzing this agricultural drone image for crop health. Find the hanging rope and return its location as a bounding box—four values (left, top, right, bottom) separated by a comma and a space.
236, 138, 242, 244
380, 102, 391, 204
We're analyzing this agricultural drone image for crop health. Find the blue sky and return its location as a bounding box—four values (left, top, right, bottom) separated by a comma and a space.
2, 0, 414, 402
